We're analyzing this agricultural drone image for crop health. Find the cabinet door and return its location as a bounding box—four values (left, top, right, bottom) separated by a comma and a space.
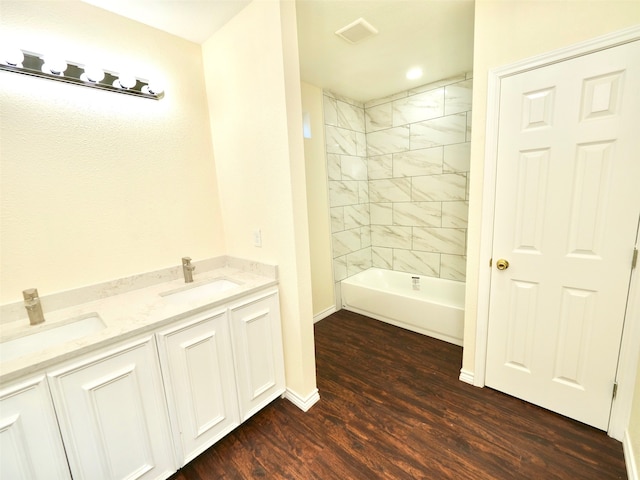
0, 375, 71, 479
156, 308, 240, 465
229, 288, 285, 421
47, 335, 176, 480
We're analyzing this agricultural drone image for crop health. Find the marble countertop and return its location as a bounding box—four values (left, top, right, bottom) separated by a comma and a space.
0, 259, 277, 385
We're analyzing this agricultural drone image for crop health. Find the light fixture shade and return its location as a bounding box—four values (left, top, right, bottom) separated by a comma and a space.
42, 55, 68, 75
145, 79, 164, 95
82, 65, 105, 83
0, 48, 163, 100
3, 47, 24, 67
115, 73, 136, 89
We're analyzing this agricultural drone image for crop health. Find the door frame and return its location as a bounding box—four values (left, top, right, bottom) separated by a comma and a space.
473, 24, 640, 440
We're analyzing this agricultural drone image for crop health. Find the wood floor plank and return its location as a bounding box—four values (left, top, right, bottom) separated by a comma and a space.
169, 310, 627, 479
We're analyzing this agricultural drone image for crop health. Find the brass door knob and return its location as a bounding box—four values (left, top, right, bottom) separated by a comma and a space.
496, 259, 510, 270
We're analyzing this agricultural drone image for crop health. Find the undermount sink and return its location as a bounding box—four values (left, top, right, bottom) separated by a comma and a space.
161, 278, 241, 304
0, 314, 106, 363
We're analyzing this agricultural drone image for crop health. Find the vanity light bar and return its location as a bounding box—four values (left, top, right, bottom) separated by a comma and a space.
0, 49, 164, 100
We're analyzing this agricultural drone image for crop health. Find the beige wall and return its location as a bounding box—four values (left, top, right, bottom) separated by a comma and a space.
202, 0, 317, 398
301, 82, 335, 318
465, 0, 640, 460
0, 1, 225, 304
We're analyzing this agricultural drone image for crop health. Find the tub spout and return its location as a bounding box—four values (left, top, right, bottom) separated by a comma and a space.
182, 257, 196, 283
23, 288, 45, 325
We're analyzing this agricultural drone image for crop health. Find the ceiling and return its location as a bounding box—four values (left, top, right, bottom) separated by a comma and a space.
82, 0, 475, 103
81, 0, 253, 45
296, 0, 474, 102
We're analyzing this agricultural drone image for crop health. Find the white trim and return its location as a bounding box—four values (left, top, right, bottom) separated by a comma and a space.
459, 368, 475, 385
610, 223, 640, 440
624, 429, 639, 480
474, 25, 640, 437
314, 305, 337, 323
284, 387, 320, 412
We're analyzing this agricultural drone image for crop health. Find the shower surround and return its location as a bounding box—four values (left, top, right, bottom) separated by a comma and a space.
324, 73, 472, 286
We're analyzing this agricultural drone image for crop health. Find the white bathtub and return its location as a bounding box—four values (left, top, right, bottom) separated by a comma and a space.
341, 268, 465, 346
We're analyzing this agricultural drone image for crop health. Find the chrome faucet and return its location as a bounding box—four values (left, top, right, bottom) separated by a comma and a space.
182, 257, 196, 283
23, 288, 45, 325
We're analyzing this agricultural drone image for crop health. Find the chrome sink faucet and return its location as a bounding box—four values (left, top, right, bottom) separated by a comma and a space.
182, 257, 196, 283
23, 288, 45, 325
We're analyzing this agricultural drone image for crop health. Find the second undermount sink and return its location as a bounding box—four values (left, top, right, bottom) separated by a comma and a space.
0, 313, 106, 363
161, 278, 241, 304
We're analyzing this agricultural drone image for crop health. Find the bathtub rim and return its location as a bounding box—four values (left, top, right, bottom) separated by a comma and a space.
340, 268, 465, 311
340, 268, 465, 346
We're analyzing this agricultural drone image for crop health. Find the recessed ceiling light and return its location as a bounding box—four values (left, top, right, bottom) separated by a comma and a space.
406, 67, 423, 80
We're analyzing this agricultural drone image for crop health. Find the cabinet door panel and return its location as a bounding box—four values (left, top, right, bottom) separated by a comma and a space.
0, 376, 70, 480
230, 289, 285, 420
157, 309, 239, 465
48, 336, 175, 480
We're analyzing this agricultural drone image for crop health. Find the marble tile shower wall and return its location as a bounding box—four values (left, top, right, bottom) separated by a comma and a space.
323, 91, 371, 283
324, 73, 472, 286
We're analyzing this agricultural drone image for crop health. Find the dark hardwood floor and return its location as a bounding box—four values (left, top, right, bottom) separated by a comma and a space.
169, 310, 627, 479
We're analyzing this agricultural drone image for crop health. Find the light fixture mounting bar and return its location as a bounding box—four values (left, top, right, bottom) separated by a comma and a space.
0, 50, 163, 100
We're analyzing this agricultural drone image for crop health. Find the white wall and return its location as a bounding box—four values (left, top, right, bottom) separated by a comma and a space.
0, 1, 225, 304
301, 82, 335, 318
202, 0, 317, 400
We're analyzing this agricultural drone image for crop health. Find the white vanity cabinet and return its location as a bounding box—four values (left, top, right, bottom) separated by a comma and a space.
156, 307, 240, 466
0, 279, 285, 480
156, 286, 285, 465
229, 287, 285, 421
0, 375, 71, 480
47, 335, 176, 480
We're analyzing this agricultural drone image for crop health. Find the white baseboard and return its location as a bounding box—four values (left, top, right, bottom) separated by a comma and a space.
459, 368, 474, 385
284, 387, 320, 412
314, 306, 337, 323
624, 429, 639, 480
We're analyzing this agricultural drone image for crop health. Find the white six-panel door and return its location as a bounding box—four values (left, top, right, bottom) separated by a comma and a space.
486, 40, 640, 430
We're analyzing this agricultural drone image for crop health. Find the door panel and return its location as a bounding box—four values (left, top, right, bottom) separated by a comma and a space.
0, 376, 70, 480
48, 336, 175, 480
486, 40, 640, 430
156, 309, 240, 465
229, 290, 285, 421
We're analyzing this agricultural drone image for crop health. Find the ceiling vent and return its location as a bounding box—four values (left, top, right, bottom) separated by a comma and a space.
335, 17, 378, 44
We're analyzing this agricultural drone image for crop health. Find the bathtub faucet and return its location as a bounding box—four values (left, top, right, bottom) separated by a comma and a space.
182, 257, 196, 283
23, 288, 45, 325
